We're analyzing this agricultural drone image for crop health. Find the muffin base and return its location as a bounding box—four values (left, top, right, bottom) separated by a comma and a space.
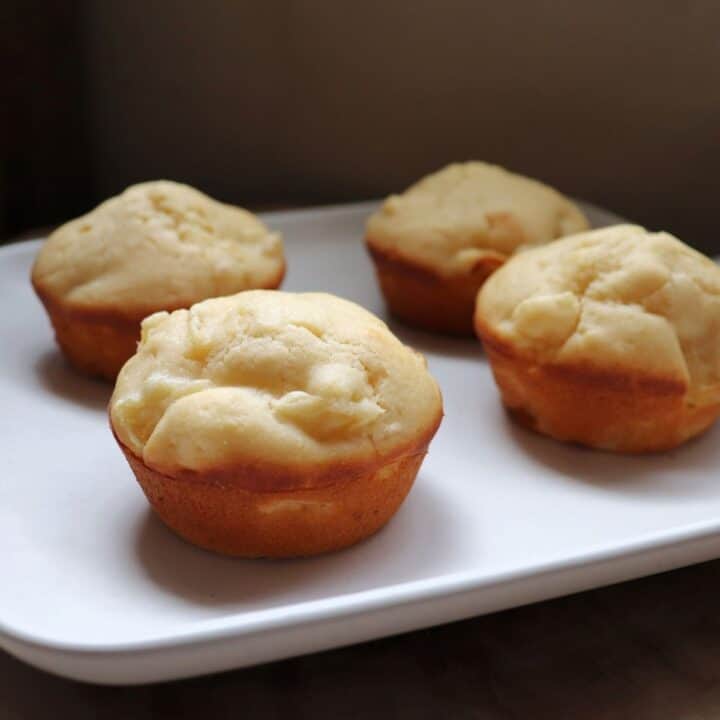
478, 327, 720, 453
119, 443, 428, 558
366, 244, 504, 336
40, 301, 142, 381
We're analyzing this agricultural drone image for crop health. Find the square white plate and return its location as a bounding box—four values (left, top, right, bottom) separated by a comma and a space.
4, 201, 720, 685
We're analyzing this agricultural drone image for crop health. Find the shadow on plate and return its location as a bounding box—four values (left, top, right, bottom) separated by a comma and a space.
133, 476, 468, 608
34, 349, 111, 412
504, 411, 720, 500
384, 317, 485, 362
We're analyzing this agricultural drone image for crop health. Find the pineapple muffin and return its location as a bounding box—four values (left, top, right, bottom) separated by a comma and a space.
110, 291, 443, 557
32, 180, 285, 380
366, 162, 588, 335
475, 225, 720, 452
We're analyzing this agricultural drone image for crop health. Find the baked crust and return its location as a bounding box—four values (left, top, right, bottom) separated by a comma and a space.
115, 429, 435, 557
108, 290, 443, 556
32, 263, 285, 381
367, 242, 504, 336
364, 162, 589, 336
31, 180, 287, 381
476, 317, 720, 452
33, 287, 143, 381
365, 162, 589, 276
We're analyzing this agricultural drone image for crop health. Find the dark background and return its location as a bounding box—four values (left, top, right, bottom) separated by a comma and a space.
5, 4, 720, 714
3, 1, 719, 246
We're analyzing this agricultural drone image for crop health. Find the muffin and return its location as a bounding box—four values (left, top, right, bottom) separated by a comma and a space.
31, 181, 285, 380
109, 291, 443, 557
365, 162, 589, 336
475, 224, 720, 452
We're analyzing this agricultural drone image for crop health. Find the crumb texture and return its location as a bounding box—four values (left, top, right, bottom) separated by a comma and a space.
32, 181, 284, 315
477, 225, 720, 403
110, 291, 442, 473
366, 162, 588, 275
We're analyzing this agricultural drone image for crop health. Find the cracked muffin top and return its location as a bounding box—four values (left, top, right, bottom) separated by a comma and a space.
31, 181, 285, 318
366, 162, 589, 276
476, 225, 720, 403
110, 291, 443, 474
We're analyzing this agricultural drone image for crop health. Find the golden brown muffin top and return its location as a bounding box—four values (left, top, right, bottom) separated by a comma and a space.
110, 291, 443, 475
366, 162, 588, 276
476, 225, 720, 404
32, 181, 284, 317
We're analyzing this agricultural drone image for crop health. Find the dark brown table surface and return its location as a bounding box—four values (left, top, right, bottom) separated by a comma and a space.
4, 558, 720, 719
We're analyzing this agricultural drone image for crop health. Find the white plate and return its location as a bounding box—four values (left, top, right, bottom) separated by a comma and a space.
4, 201, 720, 685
